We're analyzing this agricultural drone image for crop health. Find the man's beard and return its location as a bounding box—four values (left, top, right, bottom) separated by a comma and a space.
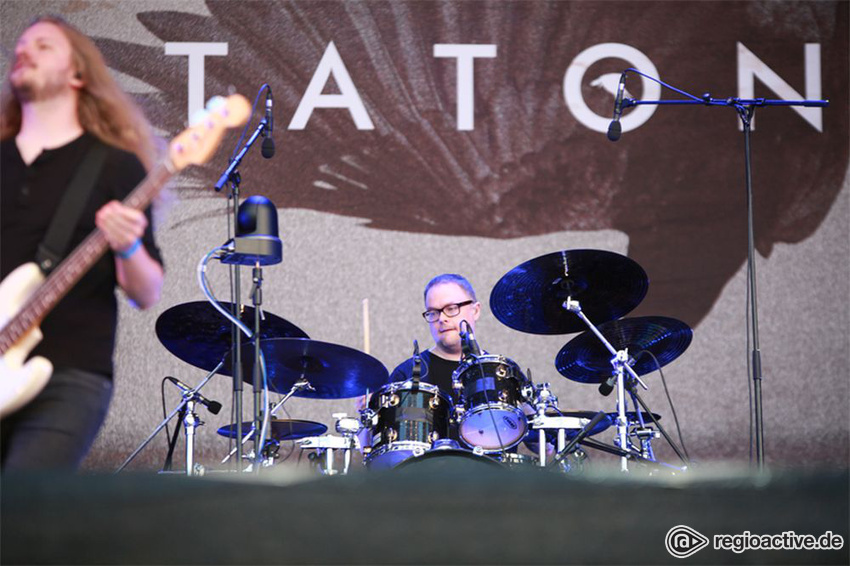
10, 71, 70, 103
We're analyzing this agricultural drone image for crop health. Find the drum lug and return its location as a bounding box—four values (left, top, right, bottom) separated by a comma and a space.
389, 393, 400, 407
429, 395, 440, 410
496, 365, 508, 378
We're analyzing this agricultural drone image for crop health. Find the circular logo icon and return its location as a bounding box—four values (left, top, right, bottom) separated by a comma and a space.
665, 525, 710, 559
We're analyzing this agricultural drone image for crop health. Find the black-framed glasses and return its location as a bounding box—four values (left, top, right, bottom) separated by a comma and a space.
422, 300, 474, 323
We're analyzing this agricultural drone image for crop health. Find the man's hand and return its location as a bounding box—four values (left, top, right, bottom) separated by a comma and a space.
95, 200, 163, 309
95, 200, 147, 255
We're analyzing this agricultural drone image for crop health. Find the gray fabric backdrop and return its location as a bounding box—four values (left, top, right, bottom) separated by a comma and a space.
1, 0, 847, 472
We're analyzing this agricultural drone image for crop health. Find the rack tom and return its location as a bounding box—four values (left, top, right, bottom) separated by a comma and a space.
363, 380, 452, 469
452, 354, 531, 452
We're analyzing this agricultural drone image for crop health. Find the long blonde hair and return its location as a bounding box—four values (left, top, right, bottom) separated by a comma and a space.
0, 16, 157, 170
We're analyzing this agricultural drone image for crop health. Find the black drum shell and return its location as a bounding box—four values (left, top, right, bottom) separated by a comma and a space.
454, 355, 528, 409
365, 382, 452, 464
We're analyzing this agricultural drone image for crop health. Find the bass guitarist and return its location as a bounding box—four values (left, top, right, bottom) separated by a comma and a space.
0, 16, 164, 470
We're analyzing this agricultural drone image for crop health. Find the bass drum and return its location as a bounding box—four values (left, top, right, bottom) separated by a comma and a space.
394, 448, 505, 473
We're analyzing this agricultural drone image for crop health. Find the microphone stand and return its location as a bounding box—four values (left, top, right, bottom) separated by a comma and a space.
614, 68, 829, 471
116, 361, 223, 474
212, 100, 270, 471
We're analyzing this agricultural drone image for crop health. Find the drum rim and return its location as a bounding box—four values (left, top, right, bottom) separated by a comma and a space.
372, 379, 451, 400
454, 353, 521, 374
394, 447, 504, 469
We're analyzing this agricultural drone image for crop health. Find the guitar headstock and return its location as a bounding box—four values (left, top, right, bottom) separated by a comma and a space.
169, 94, 251, 171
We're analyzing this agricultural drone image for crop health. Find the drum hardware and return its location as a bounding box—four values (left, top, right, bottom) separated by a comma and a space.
549, 410, 609, 469
220, 378, 316, 464
558, 296, 656, 472
117, 363, 223, 475
297, 432, 360, 476
528, 413, 597, 467
556, 315, 692, 469
634, 427, 661, 461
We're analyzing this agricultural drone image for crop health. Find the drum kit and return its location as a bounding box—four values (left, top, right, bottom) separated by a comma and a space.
119, 249, 694, 476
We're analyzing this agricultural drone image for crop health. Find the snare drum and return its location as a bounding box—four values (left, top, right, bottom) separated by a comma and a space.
452, 354, 531, 452
364, 381, 452, 469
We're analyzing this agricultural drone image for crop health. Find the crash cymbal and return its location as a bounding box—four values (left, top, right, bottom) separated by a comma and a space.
216, 419, 327, 441
524, 410, 613, 448
490, 249, 649, 335
556, 316, 692, 383
227, 338, 390, 399
607, 411, 662, 424
155, 301, 308, 372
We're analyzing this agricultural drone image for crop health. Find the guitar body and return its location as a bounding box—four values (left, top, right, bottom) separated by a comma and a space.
0, 263, 53, 418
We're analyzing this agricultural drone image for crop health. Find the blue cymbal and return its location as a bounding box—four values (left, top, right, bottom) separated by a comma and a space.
490, 249, 648, 335
556, 316, 692, 383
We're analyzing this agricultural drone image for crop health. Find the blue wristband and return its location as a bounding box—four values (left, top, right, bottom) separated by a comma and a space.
116, 238, 142, 260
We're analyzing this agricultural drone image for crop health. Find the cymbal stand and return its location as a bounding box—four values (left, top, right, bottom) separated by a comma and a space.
626, 383, 689, 466
563, 298, 647, 472
116, 360, 223, 474
221, 378, 314, 464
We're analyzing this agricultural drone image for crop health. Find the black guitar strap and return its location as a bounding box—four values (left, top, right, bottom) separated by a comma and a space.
35, 141, 108, 275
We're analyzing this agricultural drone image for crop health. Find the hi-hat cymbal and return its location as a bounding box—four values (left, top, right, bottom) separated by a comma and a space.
156, 302, 309, 373
490, 249, 649, 335
556, 316, 692, 383
228, 338, 390, 399
216, 419, 327, 442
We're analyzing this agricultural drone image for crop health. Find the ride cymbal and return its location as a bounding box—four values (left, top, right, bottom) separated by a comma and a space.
229, 338, 391, 399
156, 301, 308, 372
490, 249, 649, 335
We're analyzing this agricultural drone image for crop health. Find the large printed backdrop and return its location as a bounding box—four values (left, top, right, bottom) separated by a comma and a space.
1, 1, 848, 471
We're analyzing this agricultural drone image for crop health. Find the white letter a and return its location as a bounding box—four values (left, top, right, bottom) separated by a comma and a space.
289, 41, 374, 130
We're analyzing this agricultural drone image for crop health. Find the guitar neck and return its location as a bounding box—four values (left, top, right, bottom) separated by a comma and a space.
0, 161, 173, 353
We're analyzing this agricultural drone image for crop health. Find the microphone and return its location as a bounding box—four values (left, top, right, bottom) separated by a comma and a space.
607, 71, 627, 142
598, 375, 616, 396
165, 376, 222, 415
460, 320, 482, 358
598, 355, 637, 395
261, 88, 275, 159
411, 340, 422, 389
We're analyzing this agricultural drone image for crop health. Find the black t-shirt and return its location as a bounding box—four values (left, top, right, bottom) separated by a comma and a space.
388, 349, 460, 399
1, 133, 162, 377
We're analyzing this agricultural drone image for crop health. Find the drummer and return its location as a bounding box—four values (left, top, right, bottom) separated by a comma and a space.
387, 273, 481, 394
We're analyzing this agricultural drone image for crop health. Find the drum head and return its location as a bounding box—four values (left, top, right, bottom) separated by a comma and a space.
394, 448, 504, 473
